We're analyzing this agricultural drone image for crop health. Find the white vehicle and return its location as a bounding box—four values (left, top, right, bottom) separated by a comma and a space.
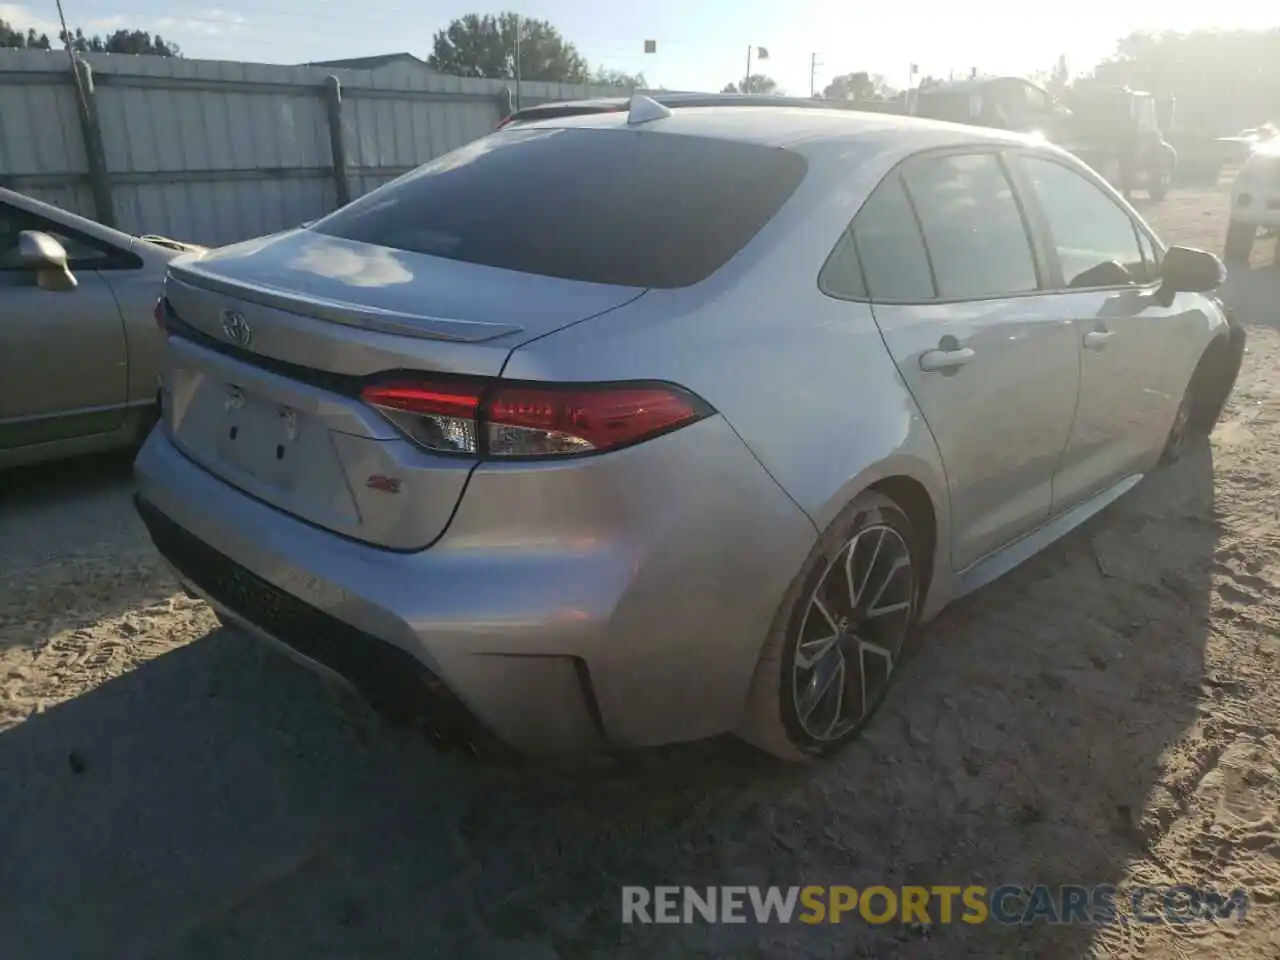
1226, 144, 1280, 263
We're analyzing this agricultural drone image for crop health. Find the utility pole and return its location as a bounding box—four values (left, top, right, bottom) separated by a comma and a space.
513, 13, 521, 110
744, 45, 752, 92
809, 53, 823, 98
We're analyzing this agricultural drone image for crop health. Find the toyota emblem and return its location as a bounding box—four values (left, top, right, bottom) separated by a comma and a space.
220, 308, 252, 348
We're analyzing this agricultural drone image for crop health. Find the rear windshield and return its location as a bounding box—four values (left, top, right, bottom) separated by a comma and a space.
311, 127, 808, 288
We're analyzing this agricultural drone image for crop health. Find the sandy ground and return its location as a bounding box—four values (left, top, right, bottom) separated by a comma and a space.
1, 187, 1278, 959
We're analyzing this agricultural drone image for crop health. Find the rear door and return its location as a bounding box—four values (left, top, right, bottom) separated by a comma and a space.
857, 150, 1079, 572
1011, 152, 1196, 507
0, 201, 130, 449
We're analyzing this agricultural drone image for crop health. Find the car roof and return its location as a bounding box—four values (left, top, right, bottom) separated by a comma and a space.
506, 91, 869, 120
511, 103, 1052, 155
917, 79, 993, 95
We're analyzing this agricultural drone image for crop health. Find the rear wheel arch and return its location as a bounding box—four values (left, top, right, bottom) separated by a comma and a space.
735, 472, 943, 760
810, 456, 948, 601
738, 488, 922, 760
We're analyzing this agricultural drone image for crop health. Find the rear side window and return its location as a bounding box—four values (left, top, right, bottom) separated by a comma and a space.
902, 153, 1039, 299
848, 174, 934, 301
312, 128, 807, 289
818, 231, 867, 299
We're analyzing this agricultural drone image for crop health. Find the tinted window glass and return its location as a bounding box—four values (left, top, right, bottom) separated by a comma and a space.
818, 231, 867, 299
1020, 156, 1147, 287
849, 174, 934, 301
1023, 84, 1050, 113
902, 153, 1038, 298
1136, 228, 1162, 281
312, 128, 808, 289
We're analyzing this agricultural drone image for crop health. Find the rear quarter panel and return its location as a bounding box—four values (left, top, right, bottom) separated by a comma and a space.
502, 146, 954, 613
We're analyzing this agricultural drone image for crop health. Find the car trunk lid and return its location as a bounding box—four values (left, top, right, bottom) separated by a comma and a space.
161, 230, 645, 550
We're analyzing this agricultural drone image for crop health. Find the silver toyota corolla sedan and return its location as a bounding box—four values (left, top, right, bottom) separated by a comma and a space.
134, 98, 1242, 760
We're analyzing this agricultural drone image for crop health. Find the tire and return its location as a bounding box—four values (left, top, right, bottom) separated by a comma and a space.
1224, 219, 1256, 264
1161, 334, 1242, 464
738, 491, 921, 762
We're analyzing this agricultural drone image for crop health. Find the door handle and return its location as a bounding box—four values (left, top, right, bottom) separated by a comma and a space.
919, 347, 975, 372
1083, 329, 1115, 350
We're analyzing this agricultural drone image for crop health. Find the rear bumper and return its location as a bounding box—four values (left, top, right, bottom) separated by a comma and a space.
133, 418, 815, 753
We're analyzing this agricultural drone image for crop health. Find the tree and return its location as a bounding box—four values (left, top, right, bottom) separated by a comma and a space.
821, 71, 896, 101
592, 67, 646, 89
1089, 29, 1280, 133
1, 18, 51, 48
59, 27, 180, 56
427, 12, 589, 83
721, 74, 778, 94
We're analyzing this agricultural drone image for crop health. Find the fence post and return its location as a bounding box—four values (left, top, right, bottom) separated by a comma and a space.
71, 57, 115, 228
323, 75, 351, 208
497, 86, 514, 121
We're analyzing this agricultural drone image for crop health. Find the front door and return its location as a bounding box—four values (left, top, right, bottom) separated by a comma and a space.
854, 151, 1080, 572
0, 204, 128, 448
1011, 154, 1195, 507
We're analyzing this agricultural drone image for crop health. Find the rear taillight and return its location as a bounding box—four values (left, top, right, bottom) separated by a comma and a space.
360, 379, 712, 459
154, 297, 168, 332
496, 115, 514, 130
361, 381, 483, 455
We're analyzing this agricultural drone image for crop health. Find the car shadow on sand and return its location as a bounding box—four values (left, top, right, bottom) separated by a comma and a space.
0, 436, 1224, 960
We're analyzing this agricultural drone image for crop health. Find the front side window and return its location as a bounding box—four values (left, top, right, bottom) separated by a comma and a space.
1018, 156, 1147, 287
0, 203, 131, 271
901, 152, 1039, 299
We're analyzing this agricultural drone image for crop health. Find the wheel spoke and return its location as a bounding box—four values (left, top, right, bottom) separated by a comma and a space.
857, 636, 894, 671
820, 658, 846, 738
798, 649, 845, 723
795, 631, 840, 670
847, 528, 884, 609
864, 554, 910, 615
790, 523, 914, 743
865, 599, 911, 619
812, 596, 840, 634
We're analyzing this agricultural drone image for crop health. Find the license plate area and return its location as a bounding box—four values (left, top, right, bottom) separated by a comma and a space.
217, 386, 306, 491
168, 364, 362, 532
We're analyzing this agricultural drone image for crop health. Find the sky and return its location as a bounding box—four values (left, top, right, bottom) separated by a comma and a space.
2, 0, 1278, 95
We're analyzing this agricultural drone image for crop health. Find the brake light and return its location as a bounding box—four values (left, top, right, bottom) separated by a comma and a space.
361, 381, 484, 455
154, 297, 168, 332
496, 115, 514, 130
360, 379, 711, 458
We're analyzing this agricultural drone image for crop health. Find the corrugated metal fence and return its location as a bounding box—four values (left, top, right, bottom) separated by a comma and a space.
0, 49, 630, 246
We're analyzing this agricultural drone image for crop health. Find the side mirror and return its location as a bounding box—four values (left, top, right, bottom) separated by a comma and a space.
19, 230, 77, 292
1160, 245, 1226, 293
